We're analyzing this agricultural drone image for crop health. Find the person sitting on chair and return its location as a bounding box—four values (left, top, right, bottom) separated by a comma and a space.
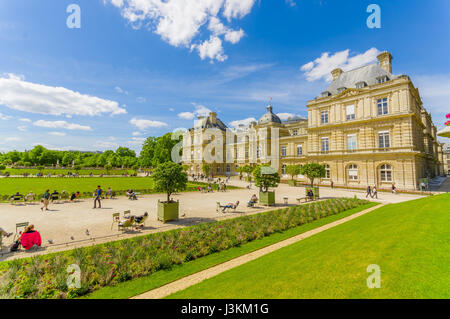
123, 212, 148, 223
127, 189, 137, 200
106, 187, 113, 199
25, 191, 35, 202
0, 227, 13, 238
9, 192, 23, 203
19, 225, 42, 251
248, 194, 258, 207
51, 190, 59, 202
307, 189, 314, 200
70, 191, 81, 202
222, 201, 239, 213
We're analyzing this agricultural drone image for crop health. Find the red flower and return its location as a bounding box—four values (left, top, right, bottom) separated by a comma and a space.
446, 113, 450, 119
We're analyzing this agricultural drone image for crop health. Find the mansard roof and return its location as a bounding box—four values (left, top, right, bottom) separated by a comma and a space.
325, 63, 398, 96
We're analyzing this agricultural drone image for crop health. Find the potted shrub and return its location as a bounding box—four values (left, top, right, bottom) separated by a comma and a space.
153, 162, 188, 223
300, 163, 326, 200
286, 164, 301, 187
252, 165, 280, 206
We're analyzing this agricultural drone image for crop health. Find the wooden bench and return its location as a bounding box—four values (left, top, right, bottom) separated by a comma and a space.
296, 197, 314, 204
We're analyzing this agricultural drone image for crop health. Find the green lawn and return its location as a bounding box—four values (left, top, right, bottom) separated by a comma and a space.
1, 168, 137, 176
168, 194, 450, 299
0, 177, 213, 199
82, 202, 378, 299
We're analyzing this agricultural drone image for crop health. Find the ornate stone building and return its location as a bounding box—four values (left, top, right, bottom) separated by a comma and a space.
182, 52, 443, 191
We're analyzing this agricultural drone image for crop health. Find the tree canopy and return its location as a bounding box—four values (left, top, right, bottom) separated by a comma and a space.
252, 165, 280, 193
152, 162, 188, 202
300, 163, 326, 187
285, 164, 302, 180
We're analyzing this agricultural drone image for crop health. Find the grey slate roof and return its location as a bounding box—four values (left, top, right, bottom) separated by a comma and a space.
324, 63, 398, 96
258, 105, 282, 124
193, 115, 228, 131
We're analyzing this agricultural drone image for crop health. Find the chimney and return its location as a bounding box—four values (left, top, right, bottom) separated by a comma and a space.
209, 112, 217, 124
331, 68, 343, 81
377, 51, 393, 73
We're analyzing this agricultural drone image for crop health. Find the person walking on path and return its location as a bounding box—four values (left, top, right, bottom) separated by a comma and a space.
93, 185, 102, 209
365, 186, 372, 198
371, 186, 378, 199
41, 189, 50, 211
391, 184, 396, 194
330, 181, 334, 189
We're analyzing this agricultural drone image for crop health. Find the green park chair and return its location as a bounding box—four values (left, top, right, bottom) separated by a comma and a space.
111, 213, 120, 230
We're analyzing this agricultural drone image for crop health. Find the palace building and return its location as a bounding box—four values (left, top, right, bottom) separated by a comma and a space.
182, 51, 444, 191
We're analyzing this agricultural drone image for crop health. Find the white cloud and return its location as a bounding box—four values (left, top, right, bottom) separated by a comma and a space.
285, 0, 296, 7
33, 120, 92, 131
17, 126, 27, 132
94, 141, 119, 149
193, 36, 227, 62
229, 117, 256, 128
0, 75, 126, 116
2, 73, 25, 81
19, 118, 31, 122
130, 117, 168, 130
4, 137, 21, 142
132, 131, 142, 136
414, 74, 450, 126
276, 113, 306, 121
48, 132, 67, 137
105, 0, 255, 61
136, 97, 147, 103
178, 112, 195, 120
178, 104, 212, 120
223, 0, 255, 21
128, 137, 146, 145
0, 113, 12, 120
115, 86, 129, 95
301, 47, 381, 82
169, 108, 175, 112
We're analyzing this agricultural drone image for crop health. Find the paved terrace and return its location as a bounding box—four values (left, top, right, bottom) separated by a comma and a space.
0, 178, 431, 261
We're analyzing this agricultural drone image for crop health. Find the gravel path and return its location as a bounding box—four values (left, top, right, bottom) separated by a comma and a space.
133, 203, 385, 299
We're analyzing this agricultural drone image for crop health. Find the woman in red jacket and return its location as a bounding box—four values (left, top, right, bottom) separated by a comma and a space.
20, 225, 42, 250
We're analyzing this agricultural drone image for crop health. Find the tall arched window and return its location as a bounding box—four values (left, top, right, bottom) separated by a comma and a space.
324, 164, 331, 179
380, 164, 393, 182
348, 164, 358, 181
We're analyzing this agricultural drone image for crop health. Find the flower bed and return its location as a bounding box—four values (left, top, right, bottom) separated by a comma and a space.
0, 198, 369, 299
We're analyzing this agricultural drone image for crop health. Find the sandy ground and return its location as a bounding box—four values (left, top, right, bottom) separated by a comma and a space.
0, 178, 427, 261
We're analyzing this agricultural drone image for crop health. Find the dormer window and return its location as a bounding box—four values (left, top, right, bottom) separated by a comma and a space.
321, 91, 331, 98
377, 76, 389, 84
337, 87, 347, 93
355, 81, 367, 89
292, 129, 298, 136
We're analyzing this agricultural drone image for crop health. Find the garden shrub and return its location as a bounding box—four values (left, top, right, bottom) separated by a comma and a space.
0, 198, 369, 299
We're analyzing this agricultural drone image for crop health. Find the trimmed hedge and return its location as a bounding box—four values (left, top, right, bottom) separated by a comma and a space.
0, 198, 369, 299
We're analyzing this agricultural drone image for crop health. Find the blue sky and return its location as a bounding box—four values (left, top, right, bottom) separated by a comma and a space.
0, 0, 449, 153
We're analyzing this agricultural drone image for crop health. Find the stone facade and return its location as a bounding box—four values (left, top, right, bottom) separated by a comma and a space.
182, 52, 443, 191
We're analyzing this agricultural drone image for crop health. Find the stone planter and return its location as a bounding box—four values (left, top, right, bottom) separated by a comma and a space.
288, 180, 297, 187
305, 187, 320, 200
157, 200, 179, 223
259, 191, 275, 206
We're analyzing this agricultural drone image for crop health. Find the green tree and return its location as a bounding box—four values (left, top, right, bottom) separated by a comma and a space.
252, 165, 280, 192
139, 137, 157, 168
286, 164, 302, 180
116, 147, 136, 158
152, 133, 180, 167
104, 164, 112, 174
300, 163, 326, 187
152, 162, 188, 202
6, 151, 21, 164
202, 164, 211, 177
29, 145, 46, 165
